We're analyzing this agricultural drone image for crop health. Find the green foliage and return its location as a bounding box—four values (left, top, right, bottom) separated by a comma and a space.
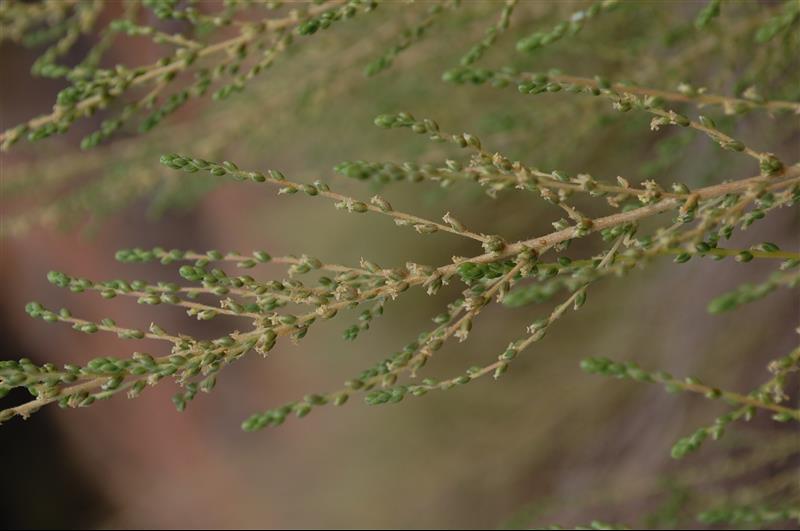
2, 0, 800, 527
698, 505, 800, 526
581, 345, 800, 460
707, 263, 799, 314
1, 0, 379, 150
541, 522, 629, 531
754, 0, 800, 43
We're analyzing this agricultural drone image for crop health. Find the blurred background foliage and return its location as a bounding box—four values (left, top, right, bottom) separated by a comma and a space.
0, 0, 798, 528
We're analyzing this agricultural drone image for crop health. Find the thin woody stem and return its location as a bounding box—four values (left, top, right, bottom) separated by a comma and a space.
545, 72, 800, 114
